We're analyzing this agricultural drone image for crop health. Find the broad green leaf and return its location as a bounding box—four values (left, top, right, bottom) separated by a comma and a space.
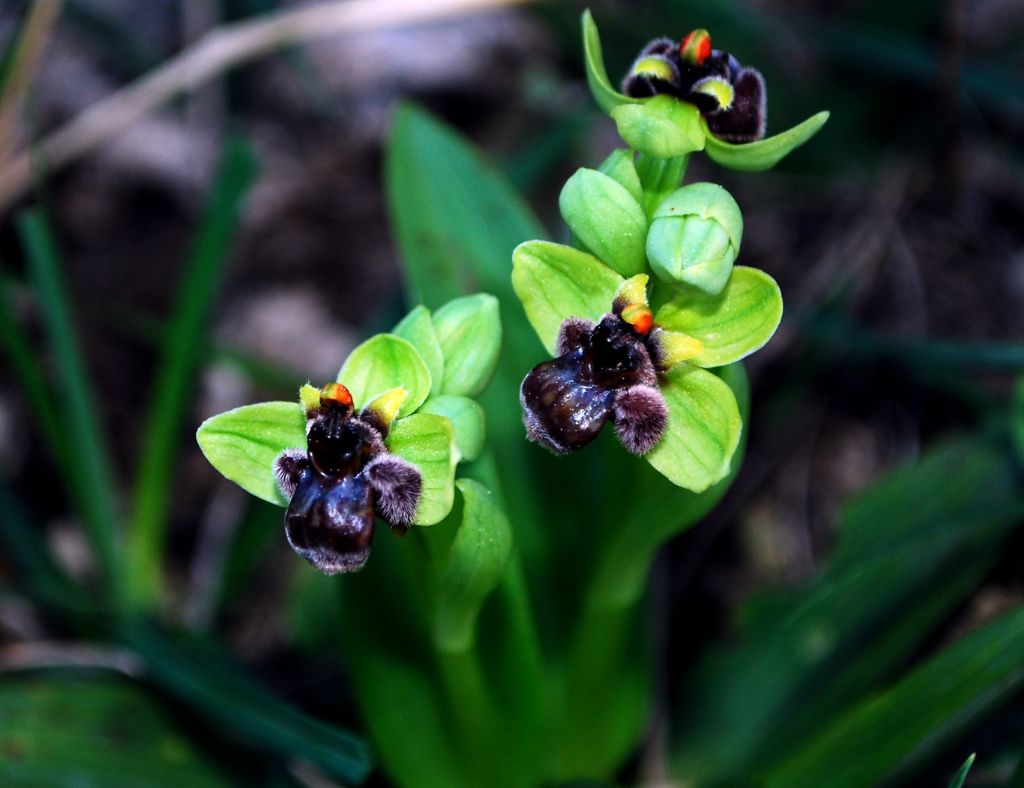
422, 395, 486, 462
0, 676, 228, 787
704, 111, 830, 171
123, 622, 373, 784
511, 240, 623, 355
432, 294, 501, 397
559, 168, 648, 277
598, 148, 644, 205
196, 401, 304, 506
386, 103, 544, 310
338, 333, 431, 417
611, 96, 706, 159
393, 305, 445, 391
433, 479, 513, 651
387, 413, 456, 525
645, 365, 741, 492
581, 9, 638, 113
948, 754, 975, 788
765, 608, 1024, 787
655, 266, 783, 367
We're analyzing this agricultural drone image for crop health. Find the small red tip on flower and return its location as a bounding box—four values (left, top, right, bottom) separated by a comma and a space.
680, 29, 712, 66
621, 303, 654, 335
320, 383, 353, 407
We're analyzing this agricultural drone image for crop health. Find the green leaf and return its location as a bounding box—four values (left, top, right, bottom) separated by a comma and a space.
611, 96, 706, 159
432, 294, 501, 397
0, 675, 229, 787
338, 333, 431, 417
386, 103, 545, 310
511, 240, 623, 355
598, 148, 644, 205
655, 266, 783, 367
704, 110, 830, 171
765, 608, 1024, 788
433, 479, 513, 651
645, 365, 742, 492
393, 305, 445, 393
559, 167, 648, 277
948, 754, 975, 788
128, 136, 258, 610
1013, 378, 1024, 466
196, 401, 305, 506
672, 436, 1024, 785
387, 413, 456, 525
123, 621, 373, 784
581, 9, 638, 113
422, 395, 486, 462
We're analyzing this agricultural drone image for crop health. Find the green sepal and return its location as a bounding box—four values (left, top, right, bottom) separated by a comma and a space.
581, 9, 639, 113
559, 167, 648, 277
511, 240, 624, 355
655, 266, 783, 367
645, 365, 742, 492
432, 479, 513, 652
611, 96, 706, 159
598, 148, 644, 205
646, 182, 742, 294
386, 412, 457, 525
421, 394, 486, 462
431, 294, 501, 397
703, 110, 829, 171
196, 401, 305, 506
337, 334, 431, 418
393, 305, 445, 392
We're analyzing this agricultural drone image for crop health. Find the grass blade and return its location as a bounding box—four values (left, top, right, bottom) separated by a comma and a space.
17, 208, 123, 604
123, 621, 374, 784
765, 609, 1024, 787
126, 137, 257, 610
948, 753, 975, 788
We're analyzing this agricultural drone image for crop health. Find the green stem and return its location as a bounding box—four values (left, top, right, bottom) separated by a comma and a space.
635, 152, 689, 215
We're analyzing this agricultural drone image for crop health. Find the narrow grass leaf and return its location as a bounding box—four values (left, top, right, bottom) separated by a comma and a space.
17, 209, 122, 601
765, 609, 1024, 787
128, 136, 257, 610
123, 622, 373, 784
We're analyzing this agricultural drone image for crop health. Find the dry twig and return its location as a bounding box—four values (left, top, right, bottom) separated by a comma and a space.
0, 0, 531, 214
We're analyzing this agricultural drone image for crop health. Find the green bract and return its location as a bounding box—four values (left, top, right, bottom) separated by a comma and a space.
432, 479, 513, 651
560, 168, 648, 278
646, 183, 743, 294
197, 295, 500, 529
598, 149, 644, 205
581, 10, 828, 169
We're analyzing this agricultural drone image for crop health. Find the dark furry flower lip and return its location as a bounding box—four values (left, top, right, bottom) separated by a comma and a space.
519, 275, 701, 458
273, 383, 422, 575
622, 29, 767, 144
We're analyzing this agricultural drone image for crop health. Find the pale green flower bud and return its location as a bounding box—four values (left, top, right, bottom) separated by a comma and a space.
645, 182, 742, 295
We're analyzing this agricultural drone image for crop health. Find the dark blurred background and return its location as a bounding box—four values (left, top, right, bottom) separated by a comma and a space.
0, 0, 1023, 784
